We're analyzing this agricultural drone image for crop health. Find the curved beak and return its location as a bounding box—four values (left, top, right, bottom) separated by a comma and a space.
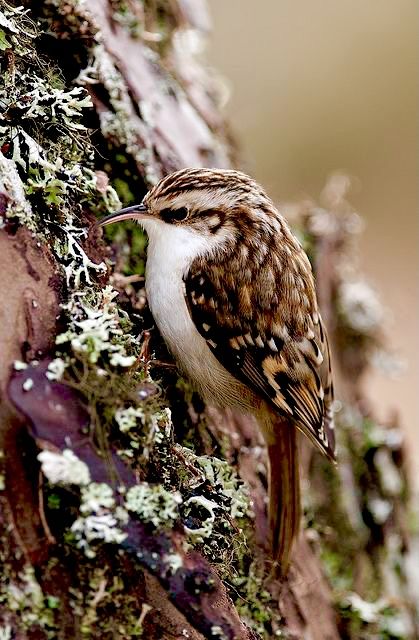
98, 203, 148, 227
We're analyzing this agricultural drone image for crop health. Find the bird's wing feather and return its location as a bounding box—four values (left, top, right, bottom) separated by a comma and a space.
184, 258, 335, 461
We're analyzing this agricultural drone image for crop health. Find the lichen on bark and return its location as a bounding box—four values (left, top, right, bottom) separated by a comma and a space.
0, 1, 417, 639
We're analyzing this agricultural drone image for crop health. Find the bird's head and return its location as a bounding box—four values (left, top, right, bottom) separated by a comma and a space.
99, 168, 280, 254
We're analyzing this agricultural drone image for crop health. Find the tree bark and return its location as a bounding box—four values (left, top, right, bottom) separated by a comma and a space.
0, 2, 417, 639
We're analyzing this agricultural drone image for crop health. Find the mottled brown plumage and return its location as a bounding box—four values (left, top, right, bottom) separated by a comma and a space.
185, 222, 335, 460
100, 167, 336, 574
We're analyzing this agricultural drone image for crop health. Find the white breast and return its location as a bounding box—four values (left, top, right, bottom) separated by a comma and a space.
141, 219, 254, 409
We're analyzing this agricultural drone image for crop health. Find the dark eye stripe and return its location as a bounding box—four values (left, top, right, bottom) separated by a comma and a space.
160, 207, 189, 223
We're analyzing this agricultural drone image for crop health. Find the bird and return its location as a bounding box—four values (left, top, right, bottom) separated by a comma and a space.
99, 167, 335, 575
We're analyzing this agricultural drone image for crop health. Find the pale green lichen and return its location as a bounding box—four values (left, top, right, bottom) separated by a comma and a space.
38, 458, 130, 558
68, 568, 150, 638
339, 592, 414, 639
228, 560, 284, 638
71, 483, 128, 558
80, 483, 118, 514
77, 43, 160, 185
56, 285, 137, 367
71, 514, 127, 558
19, 81, 92, 130
1, 70, 101, 209
0, 152, 35, 229
116, 405, 172, 465
125, 483, 182, 528
3, 71, 92, 140
180, 447, 249, 521
115, 406, 145, 433
0, 566, 59, 636
0, 4, 36, 57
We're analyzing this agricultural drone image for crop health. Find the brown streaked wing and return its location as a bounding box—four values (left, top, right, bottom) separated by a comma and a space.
184, 263, 336, 461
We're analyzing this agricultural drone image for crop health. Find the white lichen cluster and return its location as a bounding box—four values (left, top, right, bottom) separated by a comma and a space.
160, 552, 183, 575
55, 285, 137, 373
183, 495, 219, 539
183, 448, 249, 519
116, 405, 172, 463
36, 445, 185, 558
54, 215, 108, 290
46, 358, 66, 381
0, 5, 35, 55
71, 483, 128, 558
35, 449, 126, 558
22, 378, 33, 391
37, 449, 91, 486
115, 406, 145, 433
0, 625, 12, 640
210, 626, 229, 640
179, 447, 250, 541
16, 78, 92, 130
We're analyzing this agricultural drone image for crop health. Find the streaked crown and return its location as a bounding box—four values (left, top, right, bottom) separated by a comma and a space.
144, 167, 276, 225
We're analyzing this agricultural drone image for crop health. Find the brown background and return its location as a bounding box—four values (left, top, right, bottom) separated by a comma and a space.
208, 0, 419, 476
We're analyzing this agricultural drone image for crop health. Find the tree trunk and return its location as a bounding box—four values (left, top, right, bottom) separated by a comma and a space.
0, 2, 417, 638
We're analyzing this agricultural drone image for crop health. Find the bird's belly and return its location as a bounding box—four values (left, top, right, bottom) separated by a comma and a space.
145, 270, 255, 410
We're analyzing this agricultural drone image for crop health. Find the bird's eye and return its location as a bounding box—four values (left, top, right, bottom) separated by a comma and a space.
160, 207, 189, 223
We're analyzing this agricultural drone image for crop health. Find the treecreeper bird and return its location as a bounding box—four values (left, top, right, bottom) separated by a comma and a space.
100, 168, 336, 575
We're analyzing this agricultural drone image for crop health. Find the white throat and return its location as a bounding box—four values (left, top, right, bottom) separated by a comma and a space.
141, 218, 213, 278
140, 219, 214, 379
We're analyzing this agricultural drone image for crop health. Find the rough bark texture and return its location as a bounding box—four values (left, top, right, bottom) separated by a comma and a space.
0, 2, 417, 639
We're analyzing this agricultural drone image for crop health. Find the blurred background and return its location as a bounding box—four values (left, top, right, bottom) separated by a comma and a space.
208, 0, 419, 475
